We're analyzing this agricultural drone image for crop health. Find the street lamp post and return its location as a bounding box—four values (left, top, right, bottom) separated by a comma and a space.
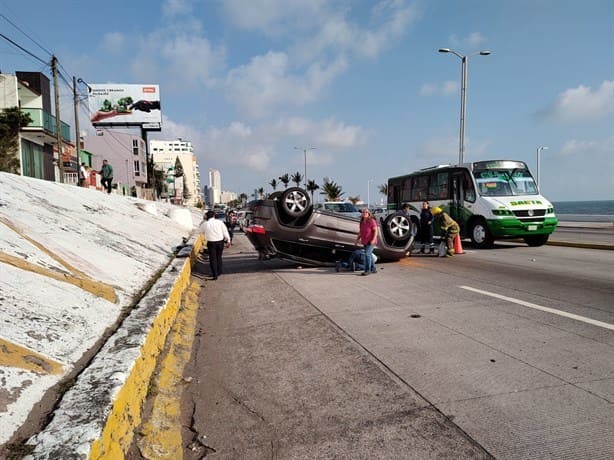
367, 179, 373, 209
536, 146, 549, 188
439, 48, 491, 165
294, 146, 316, 188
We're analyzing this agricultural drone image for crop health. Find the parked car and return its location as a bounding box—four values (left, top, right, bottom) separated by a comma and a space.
244, 187, 416, 266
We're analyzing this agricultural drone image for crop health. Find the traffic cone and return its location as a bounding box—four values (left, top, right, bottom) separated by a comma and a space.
453, 234, 464, 254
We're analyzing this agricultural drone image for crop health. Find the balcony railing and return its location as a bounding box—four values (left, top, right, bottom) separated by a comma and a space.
21, 108, 71, 142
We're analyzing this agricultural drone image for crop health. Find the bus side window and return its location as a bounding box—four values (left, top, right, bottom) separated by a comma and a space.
464, 172, 476, 202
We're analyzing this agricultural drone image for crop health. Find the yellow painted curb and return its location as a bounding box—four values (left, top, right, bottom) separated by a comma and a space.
137, 280, 201, 459
88, 234, 204, 460
0, 338, 64, 375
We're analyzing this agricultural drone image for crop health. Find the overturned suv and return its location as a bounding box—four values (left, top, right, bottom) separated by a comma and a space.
244, 187, 415, 266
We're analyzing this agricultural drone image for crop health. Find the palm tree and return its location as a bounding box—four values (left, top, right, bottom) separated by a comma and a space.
257, 187, 265, 199
306, 180, 320, 203
378, 184, 388, 198
290, 171, 303, 187
269, 178, 278, 191
320, 177, 344, 201
348, 195, 360, 205
239, 192, 248, 207
278, 173, 290, 189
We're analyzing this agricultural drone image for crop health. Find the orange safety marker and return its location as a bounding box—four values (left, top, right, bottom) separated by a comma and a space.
453, 234, 465, 254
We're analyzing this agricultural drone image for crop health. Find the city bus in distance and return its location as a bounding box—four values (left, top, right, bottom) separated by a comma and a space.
387, 160, 558, 248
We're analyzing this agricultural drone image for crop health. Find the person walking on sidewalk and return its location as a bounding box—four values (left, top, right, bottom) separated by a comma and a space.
100, 159, 114, 194
431, 207, 460, 257
355, 208, 378, 275
201, 210, 231, 280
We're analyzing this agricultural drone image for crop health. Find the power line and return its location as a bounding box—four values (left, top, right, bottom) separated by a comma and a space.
0, 32, 48, 66
0, 12, 53, 57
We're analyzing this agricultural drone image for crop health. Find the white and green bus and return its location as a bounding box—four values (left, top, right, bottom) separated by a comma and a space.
387, 160, 558, 248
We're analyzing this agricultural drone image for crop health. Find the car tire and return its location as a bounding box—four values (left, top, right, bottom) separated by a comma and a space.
469, 218, 494, 248
279, 187, 311, 218
384, 213, 413, 241
269, 191, 282, 200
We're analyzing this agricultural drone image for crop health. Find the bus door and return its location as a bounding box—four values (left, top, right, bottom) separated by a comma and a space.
450, 172, 465, 231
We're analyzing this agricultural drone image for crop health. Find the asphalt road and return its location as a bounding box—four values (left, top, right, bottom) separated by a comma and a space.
134, 228, 614, 459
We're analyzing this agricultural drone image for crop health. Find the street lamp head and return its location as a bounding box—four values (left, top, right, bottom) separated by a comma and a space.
438, 48, 450, 53
479, 51, 492, 56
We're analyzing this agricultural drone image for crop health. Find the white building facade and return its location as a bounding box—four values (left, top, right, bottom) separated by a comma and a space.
208, 168, 222, 205
150, 139, 202, 206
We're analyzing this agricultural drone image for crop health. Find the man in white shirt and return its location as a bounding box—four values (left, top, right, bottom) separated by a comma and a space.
200, 210, 231, 280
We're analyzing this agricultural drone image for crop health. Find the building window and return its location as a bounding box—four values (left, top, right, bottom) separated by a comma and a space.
134, 160, 140, 176
132, 139, 139, 155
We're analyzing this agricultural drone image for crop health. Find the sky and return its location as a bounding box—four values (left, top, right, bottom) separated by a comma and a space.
1, 0, 613, 202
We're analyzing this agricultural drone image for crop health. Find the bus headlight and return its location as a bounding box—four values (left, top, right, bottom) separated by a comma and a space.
492, 209, 513, 216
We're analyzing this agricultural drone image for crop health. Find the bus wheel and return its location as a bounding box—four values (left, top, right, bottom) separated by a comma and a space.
524, 234, 549, 247
280, 187, 311, 218
470, 219, 494, 248
384, 214, 412, 241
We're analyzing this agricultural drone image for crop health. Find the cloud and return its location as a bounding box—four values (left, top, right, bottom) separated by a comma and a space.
225, 52, 347, 118
540, 80, 614, 122
420, 80, 458, 96
100, 32, 125, 54
163, 0, 192, 16
448, 32, 486, 49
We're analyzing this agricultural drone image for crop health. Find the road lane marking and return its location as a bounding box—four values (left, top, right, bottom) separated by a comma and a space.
459, 285, 614, 331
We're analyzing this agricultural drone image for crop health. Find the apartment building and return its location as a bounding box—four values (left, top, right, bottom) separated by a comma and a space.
83, 130, 149, 196
0, 71, 75, 182
150, 139, 202, 206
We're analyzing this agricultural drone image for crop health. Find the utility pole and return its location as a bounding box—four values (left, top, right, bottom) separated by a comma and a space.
72, 76, 81, 177
51, 56, 65, 182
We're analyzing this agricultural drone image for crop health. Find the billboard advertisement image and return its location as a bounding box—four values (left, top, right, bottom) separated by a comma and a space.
88, 84, 161, 128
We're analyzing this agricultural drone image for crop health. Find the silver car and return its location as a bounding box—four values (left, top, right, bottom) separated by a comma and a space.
244, 187, 415, 266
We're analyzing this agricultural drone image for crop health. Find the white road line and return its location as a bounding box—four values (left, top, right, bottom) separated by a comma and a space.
459, 285, 614, 331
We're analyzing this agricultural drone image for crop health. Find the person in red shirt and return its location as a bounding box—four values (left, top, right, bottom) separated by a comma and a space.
355, 208, 378, 275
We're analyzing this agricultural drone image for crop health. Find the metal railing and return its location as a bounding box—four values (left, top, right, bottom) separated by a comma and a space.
21, 108, 71, 142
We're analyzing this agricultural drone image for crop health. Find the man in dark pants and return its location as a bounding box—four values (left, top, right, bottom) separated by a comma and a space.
100, 159, 114, 194
200, 210, 231, 280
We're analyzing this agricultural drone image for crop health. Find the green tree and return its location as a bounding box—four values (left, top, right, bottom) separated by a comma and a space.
258, 186, 265, 199
378, 183, 388, 198
269, 178, 278, 191
278, 173, 290, 189
0, 107, 32, 174
290, 171, 303, 187
348, 195, 360, 205
239, 192, 248, 207
320, 177, 344, 201
306, 179, 319, 203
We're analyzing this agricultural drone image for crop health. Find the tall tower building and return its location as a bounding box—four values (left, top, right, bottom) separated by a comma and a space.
209, 168, 221, 205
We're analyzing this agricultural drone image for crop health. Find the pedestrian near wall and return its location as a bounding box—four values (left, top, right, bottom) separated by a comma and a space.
200, 210, 231, 280
100, 159, 114, 194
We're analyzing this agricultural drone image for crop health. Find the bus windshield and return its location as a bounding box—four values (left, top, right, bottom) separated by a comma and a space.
474, 168, 538, 197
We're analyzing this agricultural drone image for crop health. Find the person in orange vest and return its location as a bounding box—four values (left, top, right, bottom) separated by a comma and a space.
431, 207, 459, 257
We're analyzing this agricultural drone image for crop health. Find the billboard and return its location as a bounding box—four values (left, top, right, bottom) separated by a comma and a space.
88, 84, 161, 128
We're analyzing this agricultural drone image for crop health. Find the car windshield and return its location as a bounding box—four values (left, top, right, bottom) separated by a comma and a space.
475, 168, 538, 196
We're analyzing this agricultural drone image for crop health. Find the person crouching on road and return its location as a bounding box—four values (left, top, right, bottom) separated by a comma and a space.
355, 208, 378, 275
431, 207, 460, 257
201, 210, 231, 280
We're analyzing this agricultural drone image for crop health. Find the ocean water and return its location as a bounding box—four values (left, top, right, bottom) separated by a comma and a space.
552, 200, 614, 216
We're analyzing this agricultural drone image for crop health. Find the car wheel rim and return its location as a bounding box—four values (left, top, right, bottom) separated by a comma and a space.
284, 191, 307, 213
389, 216, 410, 238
